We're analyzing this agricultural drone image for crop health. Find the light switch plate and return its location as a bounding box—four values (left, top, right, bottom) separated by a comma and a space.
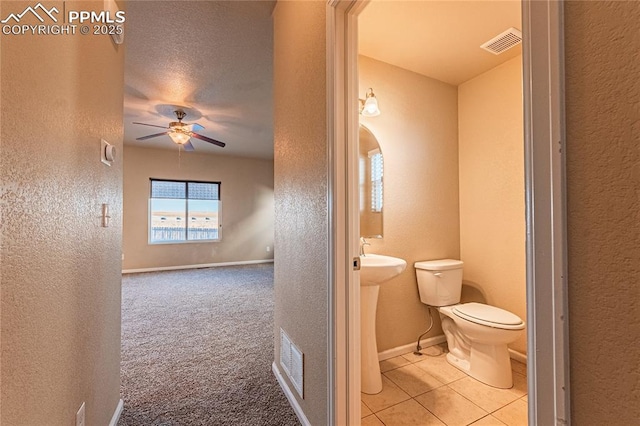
101, 139, 113, 166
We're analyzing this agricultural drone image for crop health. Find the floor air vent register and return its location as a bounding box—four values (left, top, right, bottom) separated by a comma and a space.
280, 329, 304, 397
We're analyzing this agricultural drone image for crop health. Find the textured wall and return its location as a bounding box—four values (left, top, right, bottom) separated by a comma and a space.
122, 146, 274, 270
564, 1, 640, 422
359, 55, 460, 351
458, 56, 527, 354
0, 1, 124, 424
273, 2, 328, 424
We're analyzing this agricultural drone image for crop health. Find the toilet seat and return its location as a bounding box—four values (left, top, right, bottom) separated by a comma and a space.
452, 302, 525, 330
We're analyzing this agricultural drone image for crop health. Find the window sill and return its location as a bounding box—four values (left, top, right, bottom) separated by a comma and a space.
148, 239, 221, 245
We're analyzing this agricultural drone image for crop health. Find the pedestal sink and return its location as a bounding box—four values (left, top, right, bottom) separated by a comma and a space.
360, 254, 407, 394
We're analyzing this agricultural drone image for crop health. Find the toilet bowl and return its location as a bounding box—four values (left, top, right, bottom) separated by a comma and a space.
414, 259, 525, 388
438, 302, 524, 388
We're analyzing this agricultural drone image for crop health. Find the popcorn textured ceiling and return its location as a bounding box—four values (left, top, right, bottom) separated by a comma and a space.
124, 1, 275, 158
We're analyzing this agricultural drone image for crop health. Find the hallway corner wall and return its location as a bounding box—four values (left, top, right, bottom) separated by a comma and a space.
0, 1, 124, 423
272, 1, 329, 424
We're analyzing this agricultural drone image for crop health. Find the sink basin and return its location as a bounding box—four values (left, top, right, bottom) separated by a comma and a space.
360, 254, 407, 286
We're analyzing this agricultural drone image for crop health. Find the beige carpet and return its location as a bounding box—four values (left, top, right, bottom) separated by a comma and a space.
118, 264, 300, 425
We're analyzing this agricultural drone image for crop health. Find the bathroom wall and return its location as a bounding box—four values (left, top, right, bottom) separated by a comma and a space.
122, 146, 274, 270
564, 1, 639, 423
359, 55, 460, 352
0, 1, 124, 423
273, 2, 328, 424
458, 56, 527, 354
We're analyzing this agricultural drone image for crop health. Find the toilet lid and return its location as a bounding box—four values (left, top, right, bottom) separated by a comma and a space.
453, 303, 525, 330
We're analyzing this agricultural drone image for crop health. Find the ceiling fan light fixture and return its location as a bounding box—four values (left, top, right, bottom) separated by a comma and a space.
168, 131, 191, 145
133, 108, 226, 149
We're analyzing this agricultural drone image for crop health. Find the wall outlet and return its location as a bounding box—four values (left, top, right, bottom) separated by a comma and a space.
76, 402, 85, 426
266, 246, 271, 252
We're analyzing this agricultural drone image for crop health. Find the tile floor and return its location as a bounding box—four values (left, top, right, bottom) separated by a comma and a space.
361, 346, 528, 425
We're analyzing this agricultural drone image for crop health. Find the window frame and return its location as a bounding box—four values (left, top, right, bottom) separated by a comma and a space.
148, 178, 222, 245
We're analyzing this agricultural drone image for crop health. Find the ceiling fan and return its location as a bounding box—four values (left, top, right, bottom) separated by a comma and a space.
133, 110, 226, 150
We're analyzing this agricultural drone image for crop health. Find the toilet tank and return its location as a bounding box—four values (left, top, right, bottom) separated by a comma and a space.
414, 259, 464, 306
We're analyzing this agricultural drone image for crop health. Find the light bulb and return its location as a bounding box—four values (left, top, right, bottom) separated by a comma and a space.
359, 88, 381, 117
168, 131, 191, 145
362, 96, 380, 117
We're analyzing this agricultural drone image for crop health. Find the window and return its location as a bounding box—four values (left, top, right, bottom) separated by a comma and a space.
149, 179, 221, 244
369, 149, 383, 213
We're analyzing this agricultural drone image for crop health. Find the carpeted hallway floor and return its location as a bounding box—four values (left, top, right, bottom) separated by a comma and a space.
118, 264, 300, 425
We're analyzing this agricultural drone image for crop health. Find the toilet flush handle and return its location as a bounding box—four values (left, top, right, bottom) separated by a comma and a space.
433, 272, 442, 277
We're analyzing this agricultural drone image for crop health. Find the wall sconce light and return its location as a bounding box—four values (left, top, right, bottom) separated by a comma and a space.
359, 88, 381, 117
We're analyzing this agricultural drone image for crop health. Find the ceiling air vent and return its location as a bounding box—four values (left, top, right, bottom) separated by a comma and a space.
480, 27, 522, 55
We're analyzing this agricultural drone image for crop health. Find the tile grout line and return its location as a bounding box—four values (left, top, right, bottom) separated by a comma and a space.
363, 352, 529, 425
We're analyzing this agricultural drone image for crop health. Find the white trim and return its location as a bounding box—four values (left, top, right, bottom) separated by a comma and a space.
522, 0, 570, 424
508, 348, 528, 365
108, 399, 124, 426
121, 259, 274, 274
272, 362, 311, 426
378, 336, 446, 362
326, 1, 366, 425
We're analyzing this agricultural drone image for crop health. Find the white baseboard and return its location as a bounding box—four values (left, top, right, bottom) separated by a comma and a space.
122, 259, 274, 274
378, 335, 447, 361
379, 336, 528, 366
509, 348, 528, 365
109, 399, 124, 426
272, 362, 311, 426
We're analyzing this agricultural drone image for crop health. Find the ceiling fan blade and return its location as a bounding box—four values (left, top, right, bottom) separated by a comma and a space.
191, 132, 226, 148
136, 131, 169, 141
133, 122, 169, 130
183, 141, 195, 152
190, 123, 205, 131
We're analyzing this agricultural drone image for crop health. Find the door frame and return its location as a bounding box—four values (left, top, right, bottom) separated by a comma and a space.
326, 1, 570, 424
327, 1, 367, 424
521, 1, 570, 424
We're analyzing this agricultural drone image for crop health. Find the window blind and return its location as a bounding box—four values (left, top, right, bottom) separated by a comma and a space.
370, 152, 383, 213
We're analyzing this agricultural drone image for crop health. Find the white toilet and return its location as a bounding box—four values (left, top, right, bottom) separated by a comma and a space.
414, 259, 525, 388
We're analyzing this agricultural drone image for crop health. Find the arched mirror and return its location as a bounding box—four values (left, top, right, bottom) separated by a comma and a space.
359, 125, 383, 238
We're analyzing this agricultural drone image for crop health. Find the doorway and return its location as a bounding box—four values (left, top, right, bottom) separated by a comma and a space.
119, 1, 280, 423
357, 1, 527, 423
327, 1, 569, 425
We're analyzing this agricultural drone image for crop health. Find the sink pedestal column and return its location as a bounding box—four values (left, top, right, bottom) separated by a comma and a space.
361, 284, 382, 394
